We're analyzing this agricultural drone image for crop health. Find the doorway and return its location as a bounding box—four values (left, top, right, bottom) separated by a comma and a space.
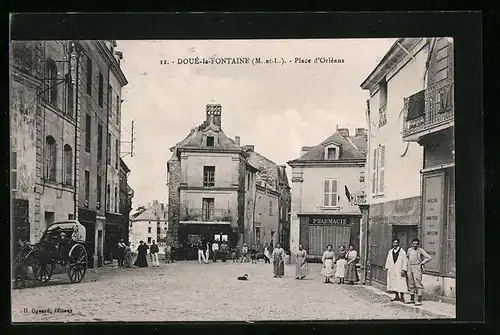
392, 225, 418, 251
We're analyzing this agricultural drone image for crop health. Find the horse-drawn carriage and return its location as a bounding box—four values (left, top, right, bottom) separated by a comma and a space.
14, 221, 88, 289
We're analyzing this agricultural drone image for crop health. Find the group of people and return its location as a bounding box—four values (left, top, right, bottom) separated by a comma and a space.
384, 237, 432, 306
291, 244, 360, 284
197, 240, 230, 263
116, 239, 162, 268
116, 239, 133, 267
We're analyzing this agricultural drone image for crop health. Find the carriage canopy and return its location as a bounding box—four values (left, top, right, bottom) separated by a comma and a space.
41, 221, 87, 243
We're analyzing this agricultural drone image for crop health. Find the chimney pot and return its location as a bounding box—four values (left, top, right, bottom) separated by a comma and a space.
206, 104, 222, 128
235, 136, 240, 146
338, 128, 350, 137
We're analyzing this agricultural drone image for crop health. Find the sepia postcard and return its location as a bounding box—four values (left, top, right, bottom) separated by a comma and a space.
9, 14, 472, 323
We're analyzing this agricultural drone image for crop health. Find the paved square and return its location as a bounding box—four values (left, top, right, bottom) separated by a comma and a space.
12, 261, 429, 322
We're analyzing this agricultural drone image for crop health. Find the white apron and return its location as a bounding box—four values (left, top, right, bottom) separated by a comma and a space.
384, 247, 408, 293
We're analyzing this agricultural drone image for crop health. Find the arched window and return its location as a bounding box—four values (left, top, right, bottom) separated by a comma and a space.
64, 144, 73, 186
46, 59, 58, 105
45, 136, 57, 181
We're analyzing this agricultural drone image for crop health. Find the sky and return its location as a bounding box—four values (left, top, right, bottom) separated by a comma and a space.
116, 38, 397, 209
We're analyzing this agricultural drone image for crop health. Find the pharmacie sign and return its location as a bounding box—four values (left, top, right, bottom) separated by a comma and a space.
310, 216, 351, 225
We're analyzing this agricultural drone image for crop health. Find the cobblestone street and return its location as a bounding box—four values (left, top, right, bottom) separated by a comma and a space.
12, 261, 431, 322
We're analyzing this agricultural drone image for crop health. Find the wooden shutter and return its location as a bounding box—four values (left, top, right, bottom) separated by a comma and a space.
324, 180, 330, 206
331, 180, 338, 206
379, 145, 386, 194
372, 148, 378, 195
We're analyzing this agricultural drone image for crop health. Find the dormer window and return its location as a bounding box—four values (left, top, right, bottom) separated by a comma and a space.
207, 136, 215, 147
327, 148, 336, 159
324, 144, 340, 160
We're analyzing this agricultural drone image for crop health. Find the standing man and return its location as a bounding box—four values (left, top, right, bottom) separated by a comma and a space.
263, 243, 271, 264
150, 240, 160, 267
406, 238, 432, 306
220, 241, 228, 262
117, 239, 126, 267
198, 242, 207, 264
384, 238, 408, 302
211, 240, 219, 262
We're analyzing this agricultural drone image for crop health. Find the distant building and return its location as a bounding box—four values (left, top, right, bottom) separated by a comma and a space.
129, 200, 168, 249
288, 127, 367, 261
167, 104, 259, 258
360, 38, 455, 297
243, 147, 291, 251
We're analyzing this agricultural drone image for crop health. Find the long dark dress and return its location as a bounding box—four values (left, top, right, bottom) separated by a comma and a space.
345, 250, 359, 283
134, 244, 149, 267
272, 247, 285, 277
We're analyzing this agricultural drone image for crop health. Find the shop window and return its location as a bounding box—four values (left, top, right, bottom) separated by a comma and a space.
445, 168, 455, 276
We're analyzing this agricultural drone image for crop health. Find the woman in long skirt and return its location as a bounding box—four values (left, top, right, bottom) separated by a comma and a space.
124, 242, 133, 268
272, 243, 285, 278
295, 244, 308, 279
345, 244, 360, 284
335, 245, 347, 284
321, 245, 335, 284
134, 241, 149, 268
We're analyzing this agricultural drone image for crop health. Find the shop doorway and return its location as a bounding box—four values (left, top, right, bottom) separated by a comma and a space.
392, 225, 418, 251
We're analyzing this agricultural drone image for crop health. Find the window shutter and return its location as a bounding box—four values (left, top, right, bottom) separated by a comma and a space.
323, 180, 330, 206
379, 145, 386, 194
372, 148, 378, 194
331, 180, 338, 206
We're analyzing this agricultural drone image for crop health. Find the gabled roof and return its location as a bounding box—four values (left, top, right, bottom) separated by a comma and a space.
170, 119, 241, 152
245, 150, 279, 191
132, 202, 167, 221
288, 131, 367, 164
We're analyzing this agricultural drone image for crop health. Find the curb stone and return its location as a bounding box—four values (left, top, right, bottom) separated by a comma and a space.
361, 284, 455, 319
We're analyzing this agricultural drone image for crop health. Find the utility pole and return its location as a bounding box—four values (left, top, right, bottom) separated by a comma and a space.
121, 120, 135, 158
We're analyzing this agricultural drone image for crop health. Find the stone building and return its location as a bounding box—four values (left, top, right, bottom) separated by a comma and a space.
119, 158, 134, 243
11, 41, 77, 244
129, 200, 168, 250
75, 40, 128, 267
288, 127, 367, 262
10, 40, 128, 269
360, 37, 455, 297
166, 104, 259, 259
242, 146, 291, 251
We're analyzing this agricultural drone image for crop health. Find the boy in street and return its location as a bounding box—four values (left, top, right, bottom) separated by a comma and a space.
150, 240, 160, 267
406, 238, 432, 306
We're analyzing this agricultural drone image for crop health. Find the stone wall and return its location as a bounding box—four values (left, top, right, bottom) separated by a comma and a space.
167, 157, 181, 246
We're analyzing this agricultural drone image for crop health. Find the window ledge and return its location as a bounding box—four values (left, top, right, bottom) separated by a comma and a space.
372, 194, 385, 199
319, 206, 341, 211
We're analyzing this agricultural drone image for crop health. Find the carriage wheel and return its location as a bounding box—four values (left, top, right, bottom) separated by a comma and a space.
35, 262, 53, 285
68, 244, 87, 283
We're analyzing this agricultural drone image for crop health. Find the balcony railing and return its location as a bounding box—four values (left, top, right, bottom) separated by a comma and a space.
403, 78, 454, 140
180, 208, 232, 223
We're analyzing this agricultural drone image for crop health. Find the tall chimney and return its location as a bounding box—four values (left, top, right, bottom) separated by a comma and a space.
206, 104, 222, 128
338, 128, 350, 137
235, 136, 240, 146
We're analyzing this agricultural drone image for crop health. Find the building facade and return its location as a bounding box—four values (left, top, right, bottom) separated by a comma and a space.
243, 146, 286, 250
360, 37, 455, 297
167, 104, 259, 259
288, 128, 367, 262
11, 41, 78, 245
75, 40, 128, 268
129, 200, 168, 250
119, 158, 133, 243
277, 165, 292, 252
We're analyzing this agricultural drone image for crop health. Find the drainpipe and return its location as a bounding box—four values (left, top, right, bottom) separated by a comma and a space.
103, 54, 111, 266
72, 41, 79, 220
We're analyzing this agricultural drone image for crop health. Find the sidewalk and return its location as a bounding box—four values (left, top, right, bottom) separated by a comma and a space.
360, 283, 456, 319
